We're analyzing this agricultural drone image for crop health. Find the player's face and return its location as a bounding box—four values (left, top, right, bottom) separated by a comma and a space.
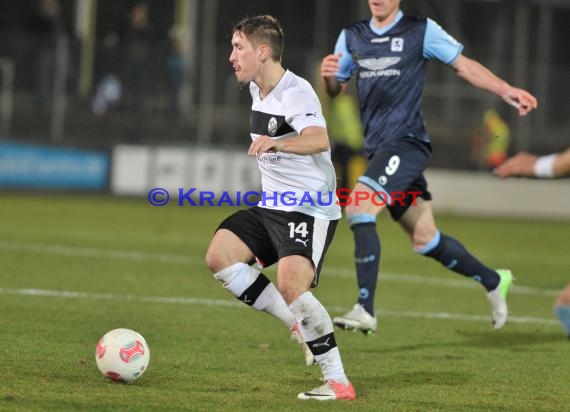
229, 31, 259, 84
368, 0, 400, 21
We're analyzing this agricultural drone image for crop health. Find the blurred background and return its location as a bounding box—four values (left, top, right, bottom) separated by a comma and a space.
0, 0, 568, 206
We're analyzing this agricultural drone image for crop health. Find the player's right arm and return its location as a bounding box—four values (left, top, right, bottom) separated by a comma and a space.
248, 127, 330, 157
321, 53, 347, 97
321, 30, 352, 97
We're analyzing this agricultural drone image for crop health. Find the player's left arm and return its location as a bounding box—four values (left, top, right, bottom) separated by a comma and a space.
248, 126, 330, 156
424, 18, 537, 116
452, 55, 538, 116
493, 147, 570, 178
555, 148, 570, 177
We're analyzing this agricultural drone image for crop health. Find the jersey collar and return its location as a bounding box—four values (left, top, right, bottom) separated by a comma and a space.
369, 10, 403, 36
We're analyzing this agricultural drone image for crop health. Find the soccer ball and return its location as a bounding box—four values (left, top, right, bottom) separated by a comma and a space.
95, 328, 150, 383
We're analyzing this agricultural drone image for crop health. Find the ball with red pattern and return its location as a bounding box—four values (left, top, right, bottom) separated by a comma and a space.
95, 328, 150, 383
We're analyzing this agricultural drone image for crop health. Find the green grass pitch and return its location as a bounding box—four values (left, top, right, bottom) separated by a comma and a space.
1, 193, 569, 411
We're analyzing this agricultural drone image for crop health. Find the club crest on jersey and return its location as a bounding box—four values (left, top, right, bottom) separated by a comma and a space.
267, 117, 278, 136
391, 38, 404, 52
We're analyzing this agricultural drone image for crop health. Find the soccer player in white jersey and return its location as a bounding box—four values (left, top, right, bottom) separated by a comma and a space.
205, 15, 355, 401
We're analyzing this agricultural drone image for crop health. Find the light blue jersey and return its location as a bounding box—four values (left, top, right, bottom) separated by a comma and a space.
333, 11, 463, 154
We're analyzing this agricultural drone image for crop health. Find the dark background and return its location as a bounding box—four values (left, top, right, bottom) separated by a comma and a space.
0, 0, 568, 170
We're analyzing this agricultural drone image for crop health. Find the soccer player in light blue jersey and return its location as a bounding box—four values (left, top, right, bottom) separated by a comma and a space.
321, 0, 537, 334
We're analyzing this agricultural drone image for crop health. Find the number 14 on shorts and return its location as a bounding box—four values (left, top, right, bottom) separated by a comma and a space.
289, 222, 308, 238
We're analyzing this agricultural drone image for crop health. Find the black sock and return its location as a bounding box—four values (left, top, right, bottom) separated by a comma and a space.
351, 222, 381, 315
423, 232, 499, 291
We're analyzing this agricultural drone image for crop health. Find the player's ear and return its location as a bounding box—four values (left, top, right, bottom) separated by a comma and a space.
258, 44, 269, 60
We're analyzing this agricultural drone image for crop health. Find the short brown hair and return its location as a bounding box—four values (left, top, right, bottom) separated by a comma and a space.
233, 15, 285, 62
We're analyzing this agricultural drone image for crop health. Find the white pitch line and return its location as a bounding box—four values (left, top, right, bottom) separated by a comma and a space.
327, 267, 560, 297
0, 241, 560, 297
0, 287, 560, 326
0, 287, 240, 307
372, 308, 559, 326
0, 241, 195, 264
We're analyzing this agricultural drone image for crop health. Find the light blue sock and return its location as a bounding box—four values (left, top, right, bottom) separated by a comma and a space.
554, 305, 570, 338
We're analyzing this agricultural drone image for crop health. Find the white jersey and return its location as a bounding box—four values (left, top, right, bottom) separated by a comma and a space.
249, 70, 341, 220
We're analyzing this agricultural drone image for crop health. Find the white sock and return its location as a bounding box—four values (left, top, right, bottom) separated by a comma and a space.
289, 292, 348, 385
214, 263, 296, 328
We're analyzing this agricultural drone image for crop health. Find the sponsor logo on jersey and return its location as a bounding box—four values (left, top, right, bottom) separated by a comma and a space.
391, 37, 404, 52
267, 117, 278, 136
358, 57, 401, 78
257, 150, 282, 164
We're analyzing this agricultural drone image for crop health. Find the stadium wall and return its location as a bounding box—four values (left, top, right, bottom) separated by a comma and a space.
2, 142, 567, 220
111, 145, 570, 220
110, 145, 261, 199
0, 142, 109, 190
426, 169, 570, 219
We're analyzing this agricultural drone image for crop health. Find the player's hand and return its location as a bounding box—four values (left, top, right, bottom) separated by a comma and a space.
503, 87, 538, 116
248, 135, 282, 156
320, 52, 342, 79
493, 151, 537, 178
